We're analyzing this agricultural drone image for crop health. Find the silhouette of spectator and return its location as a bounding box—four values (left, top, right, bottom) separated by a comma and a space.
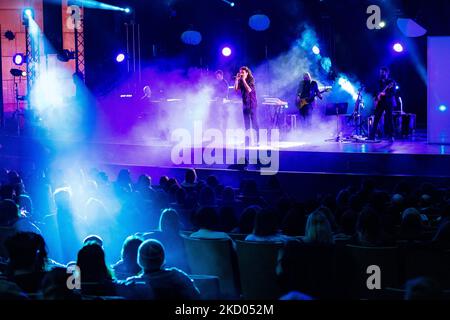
281, 206, 306, 236
190, 207, 230, 240
76, 243, 116, 296
41, 267, 82, 300
125, 239, 200, 300
232, 205, 260, 234
145, 209, 190, 272
245, 208, 289, 242
112, 235, 143, 280
4, 232, 48, 296
404, 277, 442, 300
304, 211, 335, 245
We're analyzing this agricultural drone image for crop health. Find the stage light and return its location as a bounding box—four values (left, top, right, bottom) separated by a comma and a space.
439, 105, 447, 112
4, 30, 15, 40
221, 47, 232, 57
24, 8, 33, 18
312, 45, 320, 55
379, 21, 386, 28
10, 69, 24, 77
181, 30, 202, 45
124, 7, 131, 13
393, 43, 404, 53
13, 54, 25, 66
249, 14, 271, 31
22, 71, 27, 77
230, 2, 235, 7
116, 53, 125, 63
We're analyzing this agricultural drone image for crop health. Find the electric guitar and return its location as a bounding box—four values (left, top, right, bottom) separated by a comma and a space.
375, 81, 394, 108
296, 87, 331, 110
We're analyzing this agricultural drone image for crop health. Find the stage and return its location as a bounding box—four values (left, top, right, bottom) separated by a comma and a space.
2, 130, 450, 179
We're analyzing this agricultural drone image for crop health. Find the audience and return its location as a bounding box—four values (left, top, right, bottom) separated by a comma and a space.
0, 166, 449, 300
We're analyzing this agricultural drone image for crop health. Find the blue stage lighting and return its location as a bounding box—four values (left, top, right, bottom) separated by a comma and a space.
439, 105, 447, 112
312, 45, 320, 55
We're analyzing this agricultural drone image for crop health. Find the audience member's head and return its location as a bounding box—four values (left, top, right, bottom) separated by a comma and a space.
339, 210, 358, 236
136, 174, 151, 190
304, 211, 334, 245
281, 207, 306, 236
121, 235, 143, 266
138, 239, 165, 273
199, 186, 216, 206
53, 187, 72, 211
5, 232, 48, 273
218, 206, 237, 232
117, 169, 132, 186
159, 208, 181, 233
222, 186, 235, 203
356, 207, 381, 245
253, 208, 279, 237
83, 235, 104, 248
184, 169, 197, 185
432, 221, 450, 248
76, 243, 112, 283
194, 206, 219, 231
0, 199, 19, 227
237, 206, 260, 234
405, 277, 442, 300
159, 175, 169, 190
400, 208, 423, 238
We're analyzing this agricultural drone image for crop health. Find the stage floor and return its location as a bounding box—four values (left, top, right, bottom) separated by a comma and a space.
2, 131, 450, 177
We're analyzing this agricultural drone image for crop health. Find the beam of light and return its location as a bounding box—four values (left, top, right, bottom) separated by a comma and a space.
67, 0, 129, 12
221, 0, 235, 7
439, 105, 447, 112
338, 77, 358, 101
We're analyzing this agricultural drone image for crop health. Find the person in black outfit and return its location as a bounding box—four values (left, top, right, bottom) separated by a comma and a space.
296, 72, 322, 129
214, 70, 230, 133
369, 67, 397, 142
234, 66, 259, 147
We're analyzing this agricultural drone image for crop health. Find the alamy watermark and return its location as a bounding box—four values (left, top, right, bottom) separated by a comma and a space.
170, 122, 280, 175
367, 5, 382, 30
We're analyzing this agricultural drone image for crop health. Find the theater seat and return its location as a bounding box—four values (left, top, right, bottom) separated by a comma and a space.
190, 275, 221, 300
235, 240, 283, 300
344, 245, 399, 300
182, 236, 240, 299
403, 249, 450, 288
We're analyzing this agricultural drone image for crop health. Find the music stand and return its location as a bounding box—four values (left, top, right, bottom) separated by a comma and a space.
325, 103, 349, 142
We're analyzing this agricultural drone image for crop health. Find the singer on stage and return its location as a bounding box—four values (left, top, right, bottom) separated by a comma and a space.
234, 66, 259, 146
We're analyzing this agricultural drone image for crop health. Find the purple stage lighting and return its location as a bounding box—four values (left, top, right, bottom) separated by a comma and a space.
393, 43, 404, 53
221, 47, 232, 57
116, 53, 125, 63
13, 53, 24, 65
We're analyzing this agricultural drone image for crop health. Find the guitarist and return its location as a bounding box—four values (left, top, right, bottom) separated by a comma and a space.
296, 72, 322, 129
369, 67, 397, 142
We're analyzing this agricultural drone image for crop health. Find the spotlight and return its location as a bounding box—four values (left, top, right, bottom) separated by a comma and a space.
13, 53, 25, 66
221, 47, 232, 57
22, 71, 27, 77
10, 68, 25, 77
312, 45, 320, 55
439, 105, 447, 112
393, 43, 404, 53
24, 8, 33, 17
230, 2, 235, 7
116, 53, 126, 63
124, 7, 131, 14
379, 21, 386, 28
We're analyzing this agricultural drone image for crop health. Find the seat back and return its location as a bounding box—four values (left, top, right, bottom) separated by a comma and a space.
403, 249, 450, 288
183, 236, 239, 298
190, 275, 221, 300
345, 245, 399, 299
236, 240, 283, 300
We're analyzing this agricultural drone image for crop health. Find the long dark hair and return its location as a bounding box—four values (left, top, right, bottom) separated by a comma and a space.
240, 66, 255, 86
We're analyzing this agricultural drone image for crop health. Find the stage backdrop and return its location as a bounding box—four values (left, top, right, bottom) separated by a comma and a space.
428, 36, 450, 144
